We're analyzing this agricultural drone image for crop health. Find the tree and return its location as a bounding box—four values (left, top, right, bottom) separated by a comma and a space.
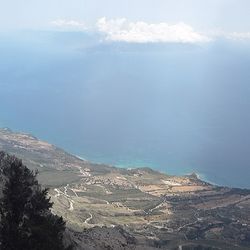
0, 151, 72, 250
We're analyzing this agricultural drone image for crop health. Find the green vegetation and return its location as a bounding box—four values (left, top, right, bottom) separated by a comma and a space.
0, 152, 72, 250
1, 129, 250, 249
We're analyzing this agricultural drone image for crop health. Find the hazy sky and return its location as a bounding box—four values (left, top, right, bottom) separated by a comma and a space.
0, 1, 250, 187
0, 0, 249, 34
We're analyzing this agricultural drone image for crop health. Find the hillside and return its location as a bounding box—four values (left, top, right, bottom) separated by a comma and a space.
0, 128, 250, 249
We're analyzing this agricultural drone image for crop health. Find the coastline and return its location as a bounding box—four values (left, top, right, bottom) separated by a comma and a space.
0, 127, 246, 189
73, 152, 219, 186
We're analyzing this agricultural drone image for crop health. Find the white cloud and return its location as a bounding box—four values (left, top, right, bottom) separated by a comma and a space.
206, 29, 250, 41
96, 17, 211, 44
225, 32, 250, 41
51, 19, 87, 30
50, 18, 250, 43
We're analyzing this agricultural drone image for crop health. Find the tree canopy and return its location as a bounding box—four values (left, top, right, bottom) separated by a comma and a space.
0, 151, 72, 250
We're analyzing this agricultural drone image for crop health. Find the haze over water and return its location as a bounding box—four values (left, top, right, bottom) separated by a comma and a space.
0, 31, 250, 188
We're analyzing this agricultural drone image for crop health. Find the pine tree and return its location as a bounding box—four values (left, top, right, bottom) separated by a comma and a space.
0, 152, 72, 250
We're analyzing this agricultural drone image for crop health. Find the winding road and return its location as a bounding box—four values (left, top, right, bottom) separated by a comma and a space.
84, 213, 93, 224
54, 184, 75, 211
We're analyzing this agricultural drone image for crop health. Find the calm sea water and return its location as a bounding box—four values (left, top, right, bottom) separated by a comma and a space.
0, 31, 250, 188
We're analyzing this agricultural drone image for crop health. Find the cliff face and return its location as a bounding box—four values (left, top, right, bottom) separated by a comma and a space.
0, 128, 250, 250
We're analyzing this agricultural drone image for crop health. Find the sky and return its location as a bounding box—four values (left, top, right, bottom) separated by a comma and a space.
0, 0, 250, 41
0, 0, 250, 187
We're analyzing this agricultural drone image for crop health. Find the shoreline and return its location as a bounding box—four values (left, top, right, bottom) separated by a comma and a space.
0, 127, 246, 189
73, 153, 241, 189
73, 153, 219, 186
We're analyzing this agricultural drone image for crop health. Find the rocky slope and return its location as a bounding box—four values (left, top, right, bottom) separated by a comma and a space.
0, 128, 250, 250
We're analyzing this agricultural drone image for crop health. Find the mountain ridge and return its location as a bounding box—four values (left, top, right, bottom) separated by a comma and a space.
0, 128, 249, 249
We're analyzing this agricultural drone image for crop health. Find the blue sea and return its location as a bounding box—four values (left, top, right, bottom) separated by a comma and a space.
0, 31, 250, 188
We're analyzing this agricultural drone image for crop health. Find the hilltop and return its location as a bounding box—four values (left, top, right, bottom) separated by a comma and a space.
0, 128, 250, 249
